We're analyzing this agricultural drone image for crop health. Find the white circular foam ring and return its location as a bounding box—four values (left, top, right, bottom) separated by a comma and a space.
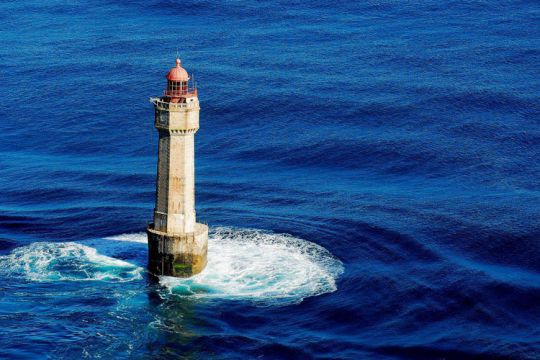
159, 227, 344, 305
1, 227, 344, 305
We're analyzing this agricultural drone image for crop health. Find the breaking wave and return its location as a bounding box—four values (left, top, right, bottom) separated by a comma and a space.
0, 242, 143, 282
158, 227, 344, 305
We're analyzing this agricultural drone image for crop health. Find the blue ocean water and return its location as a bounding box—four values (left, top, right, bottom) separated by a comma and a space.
0, 0, 539, 359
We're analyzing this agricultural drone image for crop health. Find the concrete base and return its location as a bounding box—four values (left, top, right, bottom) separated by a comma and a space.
147, 223, 208, 277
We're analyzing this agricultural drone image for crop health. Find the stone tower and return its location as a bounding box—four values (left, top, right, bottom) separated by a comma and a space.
147, 58, 208, 277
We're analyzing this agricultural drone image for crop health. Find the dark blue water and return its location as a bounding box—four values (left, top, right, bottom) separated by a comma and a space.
1, 0, 539, 359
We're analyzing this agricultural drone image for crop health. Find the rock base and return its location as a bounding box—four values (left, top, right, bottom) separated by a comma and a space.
146, 223, 208, 277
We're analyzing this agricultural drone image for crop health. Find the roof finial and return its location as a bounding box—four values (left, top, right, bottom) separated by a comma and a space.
175, 48, 181, 67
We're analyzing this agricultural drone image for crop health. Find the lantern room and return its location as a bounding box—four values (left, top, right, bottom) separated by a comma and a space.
164, 58, 197, 102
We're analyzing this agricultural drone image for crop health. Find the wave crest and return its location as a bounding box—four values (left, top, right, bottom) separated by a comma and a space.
0, 242, 143, 282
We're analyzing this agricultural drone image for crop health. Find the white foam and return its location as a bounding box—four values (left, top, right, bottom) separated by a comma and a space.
159, 227, 344, 305
0, 242, 143, 282
0, 227, 343, 305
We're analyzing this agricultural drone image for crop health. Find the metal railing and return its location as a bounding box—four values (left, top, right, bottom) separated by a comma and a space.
150, 97, 198, 110
164, 87, 197, 98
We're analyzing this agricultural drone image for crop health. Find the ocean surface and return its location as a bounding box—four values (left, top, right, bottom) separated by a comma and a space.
0, 0, 539, 359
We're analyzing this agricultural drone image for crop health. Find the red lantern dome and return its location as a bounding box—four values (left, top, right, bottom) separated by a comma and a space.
166, 58, 190, 82
163, 58, 197, 102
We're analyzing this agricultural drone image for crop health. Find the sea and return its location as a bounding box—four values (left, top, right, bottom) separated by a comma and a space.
0, 0, 539, 359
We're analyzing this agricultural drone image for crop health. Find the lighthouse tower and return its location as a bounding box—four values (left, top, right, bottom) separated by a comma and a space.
146, 58, 208, 277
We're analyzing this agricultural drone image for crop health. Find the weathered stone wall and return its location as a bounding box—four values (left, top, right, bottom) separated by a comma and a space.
167, 132, 196, 233
148, 97, 207, 277
152, 102, 199, 234
147, 223, 208, 277
153, 129, 170, 231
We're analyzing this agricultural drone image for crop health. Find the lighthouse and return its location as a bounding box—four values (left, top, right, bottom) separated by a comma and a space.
146, 58, 208, 277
